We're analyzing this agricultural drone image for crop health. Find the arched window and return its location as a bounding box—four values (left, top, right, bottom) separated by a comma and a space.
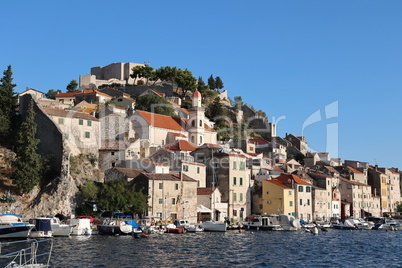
200, 136, 203, 144
199, 120, 203, 127
191, 120, 195, 127
191, 136, 195, 143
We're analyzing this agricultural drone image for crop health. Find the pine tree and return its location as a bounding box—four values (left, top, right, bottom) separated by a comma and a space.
215, 76, 224, 90
11, 99, 42, 193
66, 80, 78, 92
0, 65, 17, 144
207, 75, 216, 90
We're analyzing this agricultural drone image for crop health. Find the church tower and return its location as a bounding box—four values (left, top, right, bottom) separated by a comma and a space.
188, 90, 205, 145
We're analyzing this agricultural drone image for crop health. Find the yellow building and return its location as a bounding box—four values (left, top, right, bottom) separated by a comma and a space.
262, 179, 295, 216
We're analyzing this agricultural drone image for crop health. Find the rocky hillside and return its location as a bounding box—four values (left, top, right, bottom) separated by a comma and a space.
0, 147, 104, 219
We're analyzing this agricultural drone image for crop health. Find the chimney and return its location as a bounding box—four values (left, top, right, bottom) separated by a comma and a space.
375, 165, 378, 171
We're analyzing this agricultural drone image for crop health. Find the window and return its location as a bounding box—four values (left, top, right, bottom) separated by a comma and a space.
58, 118, 64, 125
240, 162, 245, 170
306, 186, 311, 192
87, 120, 92, 126
233, 210, 237, 216
111, 152, 115, 156
111, 162, 115, 167
197, 181, 200, 187
79, 119, 83, 125
175, 183, 179, 190
85, 132, 90, 138
290, 201, 293, 207
233, 192, 237, 202
307, 199, 310, 206
298, 186, 303, 192
240, 193, 243, 202
64, 133, 69, 140
233, 177, 237, 185
300, 199, 302, 205
159, 183, 163, 189
172, 198, 176, 205
183, 165, 189, 172
200, 136, 202, 144
159, 198, 163, 204
240, 177, 243, 186
199, 120, 203, 127
191, 120, 195, 127
233, 161, 237, 170
197, 167, 200, 174
289, 191, 292, 196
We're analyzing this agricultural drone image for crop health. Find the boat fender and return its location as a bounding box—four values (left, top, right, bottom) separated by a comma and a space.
142, 234, 149, 238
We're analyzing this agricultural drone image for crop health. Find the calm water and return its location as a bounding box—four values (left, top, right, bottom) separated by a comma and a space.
44, 229, 401, 267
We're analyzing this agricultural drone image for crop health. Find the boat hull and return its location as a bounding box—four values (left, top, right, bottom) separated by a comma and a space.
97, 224, 132, 235
246, 225, 283, 231
0, 225, 32, 239
202, 222, 227, 232
52, 225, 72, 237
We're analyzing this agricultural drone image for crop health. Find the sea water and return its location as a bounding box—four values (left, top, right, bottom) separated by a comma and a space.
49, 229, 401, 267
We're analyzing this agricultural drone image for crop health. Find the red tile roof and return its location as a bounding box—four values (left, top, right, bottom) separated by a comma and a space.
276, 174, 311, 185
56, 92, 80, 97
168, 132, 187, 138
76, 89, 113, 98
143, 172, 197, 182
136, 110, 187, 132
114, 167, 143, 178
163, 140, 198, 152
197, 187, 213, 195
43, 107, 99, 121
197, 143, 222, 149
345, 166, 363, 174
266, 179, 293, 189
249, 138, 271, 144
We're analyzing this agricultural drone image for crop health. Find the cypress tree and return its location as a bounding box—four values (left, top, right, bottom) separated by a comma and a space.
207, 75, 216, 90
0, 65, 17, 144
11, 99, 42, 193
215, 76, 224, 90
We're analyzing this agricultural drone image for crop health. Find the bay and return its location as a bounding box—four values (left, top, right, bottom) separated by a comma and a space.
49, 229, 401, 267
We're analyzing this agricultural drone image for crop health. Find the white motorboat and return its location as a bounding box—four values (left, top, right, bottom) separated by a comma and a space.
68, 218, 92, 236
378, 219, 402, 231
49, 216, 72, 236
174, 219, 204, 232
244, 214, 301, 231
97, 213, 134, 235
202, 221, 227, 232
333, 218, 373, 230
0, 214, 33, 239
29, 217, 53, 238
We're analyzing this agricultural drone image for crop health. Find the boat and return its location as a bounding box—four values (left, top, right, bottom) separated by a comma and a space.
243, 214, 301, 231
376, 219, 402, 231
68, 218, 92, 236
333, 218, 373, 230
165, 223, 187, 233
28, 218, 53, 238
0, 239, 53, 268
202, 221, 227, 232
173, 219, 204, 232
97, 212, 133, 235
0, 214, 33, 239
48, 216, 72, 236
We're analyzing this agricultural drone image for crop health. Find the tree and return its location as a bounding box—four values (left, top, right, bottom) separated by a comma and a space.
11, 99, 42, 193
175, 69, 197, 98
45, 89, 61, 99
0, 65, 17, 144
215, 76, 224, 90
135, 94, 176, 117
66, 80, 78, 92
206, 97, 224, 122
130, 65, 143, 85
207, 75, 216, 90
79, 180, 99, 201
233, 96, 243, 108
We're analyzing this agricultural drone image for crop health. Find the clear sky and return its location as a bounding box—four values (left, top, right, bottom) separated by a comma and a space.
2, 1, 402, 169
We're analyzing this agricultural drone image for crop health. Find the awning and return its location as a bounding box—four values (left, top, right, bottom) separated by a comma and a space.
197, 204, 212, 213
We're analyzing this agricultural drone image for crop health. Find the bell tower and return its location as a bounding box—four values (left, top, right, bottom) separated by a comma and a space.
188, 90, 204, 145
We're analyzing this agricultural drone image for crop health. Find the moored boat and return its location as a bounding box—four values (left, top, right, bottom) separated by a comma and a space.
97, 212, 133, 235
165, 223, 187, 233
0, 214, 33, 239
333, 218, 373, 230
243, 214, 301, 231
68, 218, 92, 236
48, 216, 72, 236
173, 219, 203, 232
29, 217, 53, 238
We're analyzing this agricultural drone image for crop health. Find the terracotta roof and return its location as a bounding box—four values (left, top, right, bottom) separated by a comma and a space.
56, 92, 80, 97
150, 89, 165, 97
179, 107, 189, 115
168, 100, 180, 107
249, 138, 271, 144
266, 179, 293, 189
345, 166, 363, 174
272, 166, 284, 172
143, 172, 197, 182
114, 167, 143, 178
136, 110, 187, 132
197, 143, 222, 149
43, 107, 99, 121
197, 187, 213, 195
276, 174, 311, 185
339, 177, 369, 186
324, 166, 339, 174
389, 169, 400, 175
76, 89, 112, 98
163, 140, 198, 152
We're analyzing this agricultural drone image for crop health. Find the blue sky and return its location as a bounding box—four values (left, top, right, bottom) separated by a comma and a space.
2, 1, 402, 168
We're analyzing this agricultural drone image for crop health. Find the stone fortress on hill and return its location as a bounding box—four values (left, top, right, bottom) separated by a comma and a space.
17, 62, 402, 223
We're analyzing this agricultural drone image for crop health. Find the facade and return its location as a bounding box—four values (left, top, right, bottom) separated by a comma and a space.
285, 134, 308, 156
262, 179, 295, 216
197, 187, 228, 222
